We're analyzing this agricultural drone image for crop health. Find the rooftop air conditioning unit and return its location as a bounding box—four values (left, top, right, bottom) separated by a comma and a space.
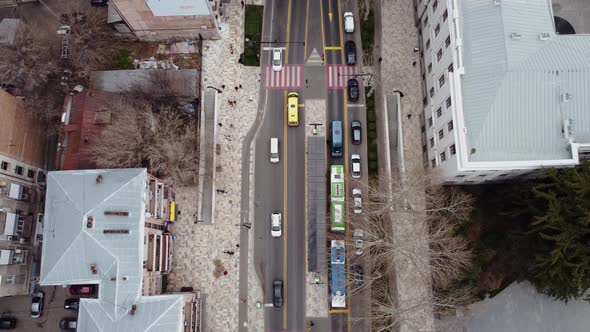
510, 32, 521, 40
562, 92, 573, 103
539, 32, 551, 40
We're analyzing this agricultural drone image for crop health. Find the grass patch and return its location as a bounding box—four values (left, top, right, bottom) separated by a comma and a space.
365, 87, 378, 175
114, 49, 133, 69
360, 7, 375, 64
244, 5, 264, 66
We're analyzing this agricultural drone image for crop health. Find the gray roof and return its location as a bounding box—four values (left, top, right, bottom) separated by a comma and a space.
459, 0, 590, 162
90, 69, 197, 97
40, 168, 183, 332
0, 19, 21, 45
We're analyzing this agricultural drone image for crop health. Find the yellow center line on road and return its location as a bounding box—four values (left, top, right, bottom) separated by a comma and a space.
324, 46, 343, 51
283, 0, 292, 328
319, 0, 326, 56
304, 0, 310, 60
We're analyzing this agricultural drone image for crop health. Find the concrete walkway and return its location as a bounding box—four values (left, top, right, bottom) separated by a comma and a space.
168, 1, 264, 331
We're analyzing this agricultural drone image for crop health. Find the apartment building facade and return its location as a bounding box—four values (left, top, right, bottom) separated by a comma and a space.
416, 0, 590, 184
0, 88, 46, 297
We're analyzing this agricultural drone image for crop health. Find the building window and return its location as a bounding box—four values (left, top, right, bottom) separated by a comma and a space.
431, 158, 437, 168
430, 88, 435, 98
438, 129, 444, 139
423, 97, 428, 106
1, 275, 15, 285
434, 24, 440, 37
423, 15, 429, 27
448, 121, 454, 131
450, 144, 456, 155
27, 169, 35, 178
445, 36, 451, 48
14, 166, 23, 175
448, 63, 454, 72
425, 39, 431, 50
428, 117, 433, 127
443, 9, 449, 22
440, 151, 446, 162
446, 96, 452, 108
437, 48, 443, 61
436, 107, 442, 118
0, 161, 7, 171
478, 174, 487, 178
430, 137, 435, 147
433, 0, 438, 11
427, 63, 432, 73
439, 74, 445, 87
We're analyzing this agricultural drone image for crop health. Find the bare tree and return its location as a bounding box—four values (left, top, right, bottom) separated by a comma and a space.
89, 100, 199, 186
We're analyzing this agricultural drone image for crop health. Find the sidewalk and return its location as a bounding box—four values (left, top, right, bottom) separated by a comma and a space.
167, 2, 263, 331
374, 0, 435, 331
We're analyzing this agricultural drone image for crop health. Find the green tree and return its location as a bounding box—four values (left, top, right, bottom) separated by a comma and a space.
522, 162, 590, 302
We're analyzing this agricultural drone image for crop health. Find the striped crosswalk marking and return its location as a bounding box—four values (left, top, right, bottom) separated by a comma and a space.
326, 64, 359, 89
264, 65, 303, 90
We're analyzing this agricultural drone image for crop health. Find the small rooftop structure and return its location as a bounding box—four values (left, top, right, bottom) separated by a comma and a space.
40, 168, 183, 331
0, 18, 21, 45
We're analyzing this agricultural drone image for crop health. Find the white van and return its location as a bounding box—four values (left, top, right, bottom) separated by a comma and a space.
270, 138, 279, 163
344, 12, 354, 33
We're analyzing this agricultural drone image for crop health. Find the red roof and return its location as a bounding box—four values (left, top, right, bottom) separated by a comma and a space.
60, 90, 122, 170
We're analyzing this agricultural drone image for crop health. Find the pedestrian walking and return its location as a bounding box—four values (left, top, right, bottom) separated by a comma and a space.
412, 61, 417, 66
235, 86, 239, 91
378, 57, 382, 63
221, 84, 226, 89
236, 244, 240, 248
228, 250, 235, 255
239, 84, 243, 89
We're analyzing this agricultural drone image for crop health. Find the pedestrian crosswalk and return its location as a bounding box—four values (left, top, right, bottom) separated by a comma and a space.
264, 65, 303, 89
326, 65, 359, 89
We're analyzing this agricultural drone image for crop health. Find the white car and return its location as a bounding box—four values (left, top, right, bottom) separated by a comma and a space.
271, 212, 282, 237
272, 48, 282, 72
352, 188, 362, 214
31, 291, 44, 318
344, 12, 354, 33
351, 154, 361, 178
354, 229, 364, 255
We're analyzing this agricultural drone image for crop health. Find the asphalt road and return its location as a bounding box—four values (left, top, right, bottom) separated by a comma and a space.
252, 0, 368, 330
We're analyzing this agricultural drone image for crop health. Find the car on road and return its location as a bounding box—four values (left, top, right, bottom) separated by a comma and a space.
64, 298, 80, 310
272, 48, 282, 72
271, 212, 282, 237
0, 317, 16, 329
352, 188, 362, 214
351, 120, 362, 145
273, 280, 283, 308
354, 229, 364, 255
31, 291, 44, 318
344, 12, 354, 33
345, 40, 356, 65
287, 92, 299, 126
351, 154, 361, 178
347, 78, 359, 101
59, 318, 77, 330
69, 284, 96, 295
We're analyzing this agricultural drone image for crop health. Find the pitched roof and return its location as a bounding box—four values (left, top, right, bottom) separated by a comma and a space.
89, 69, 197, 97
40, 168, 182, 331
458, 0, 590, 162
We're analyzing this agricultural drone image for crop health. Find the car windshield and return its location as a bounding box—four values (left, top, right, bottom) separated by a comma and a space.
272, 225, 280, 231
273, 58, 280, 65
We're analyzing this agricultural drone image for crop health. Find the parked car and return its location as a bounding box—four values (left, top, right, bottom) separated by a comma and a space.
64, 298, 80, 311
345, 40, 356, 65
354, 229, 364, 255
59, 318, 77, 330
0, 317, 16, 330
343, 12, 354, 33
273, 280, 283, 308
271, 212, 282, 237
347, 78, 359, 101
272, 48, 283, 72
69, 284, 96, 295
31, 291, 44, 318
352, 188, 362, 214
351, 154, 361, 178
351, 120, 362, 145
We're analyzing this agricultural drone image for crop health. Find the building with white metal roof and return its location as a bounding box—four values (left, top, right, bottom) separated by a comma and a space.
40, 168, 187, 331
417, 0, 590, 183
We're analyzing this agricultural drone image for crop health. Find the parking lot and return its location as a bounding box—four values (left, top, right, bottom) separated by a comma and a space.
0, 285, 77, 332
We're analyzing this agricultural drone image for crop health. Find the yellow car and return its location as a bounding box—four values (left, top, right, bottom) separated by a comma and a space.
287, 92, 299, 126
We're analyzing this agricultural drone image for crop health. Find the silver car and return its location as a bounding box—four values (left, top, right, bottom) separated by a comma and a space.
31, 291, 44, 318
351, 154, 361, 178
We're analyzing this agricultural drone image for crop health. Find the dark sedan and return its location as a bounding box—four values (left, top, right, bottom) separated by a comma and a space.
345, 40, 356, 65
351, 120, 362, 145
348, 78, 359, 101
273, 280, 283, 308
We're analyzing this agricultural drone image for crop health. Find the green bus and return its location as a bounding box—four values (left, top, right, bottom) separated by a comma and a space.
330, 165, 345, 232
